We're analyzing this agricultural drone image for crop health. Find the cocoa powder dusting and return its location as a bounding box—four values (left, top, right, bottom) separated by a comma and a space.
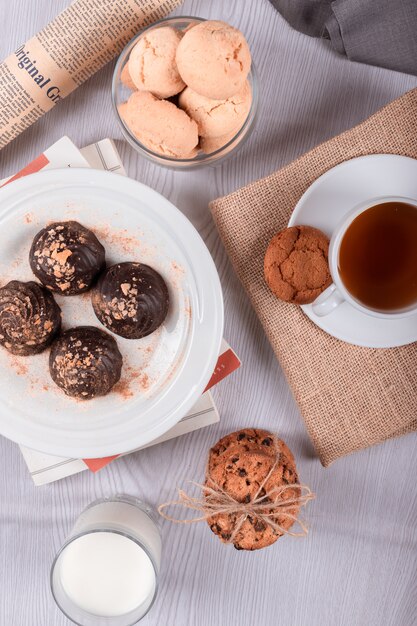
113, 378, 134, 399
131, 370, 151, 391
10, 257, 23, 270
114, 366, 153, 399
171, 261, 185, 274
169, 260, 186, 290
93, 225, 141, 256
9, 356, 28, 376
185, 303, 192, 319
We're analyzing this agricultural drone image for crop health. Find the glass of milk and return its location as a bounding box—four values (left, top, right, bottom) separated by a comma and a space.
51, 495, 161, 625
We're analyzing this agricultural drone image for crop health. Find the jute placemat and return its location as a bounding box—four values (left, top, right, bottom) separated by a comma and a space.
210, 87, 417, 466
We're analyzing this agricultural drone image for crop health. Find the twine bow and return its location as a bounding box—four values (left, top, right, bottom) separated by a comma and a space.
158, 455, 315, 543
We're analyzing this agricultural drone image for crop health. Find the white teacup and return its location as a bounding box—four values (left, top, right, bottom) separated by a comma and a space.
312, 195, 417, 319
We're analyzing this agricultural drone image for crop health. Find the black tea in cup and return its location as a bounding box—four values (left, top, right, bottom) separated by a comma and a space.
338, 201, 417, 311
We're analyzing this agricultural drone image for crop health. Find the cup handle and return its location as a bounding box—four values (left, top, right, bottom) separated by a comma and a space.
312, 284, 345, 317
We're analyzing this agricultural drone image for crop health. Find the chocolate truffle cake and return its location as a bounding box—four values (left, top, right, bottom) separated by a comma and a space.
0, 280, 61, 356
29, 221, 105, 295
49, 326, 123, 399
92, 262, 169, 339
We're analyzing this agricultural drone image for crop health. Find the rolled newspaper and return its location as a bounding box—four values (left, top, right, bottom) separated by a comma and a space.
0, 0, 182, 150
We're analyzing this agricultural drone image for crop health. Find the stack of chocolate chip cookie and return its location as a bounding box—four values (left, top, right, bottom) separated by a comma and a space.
206, 429, 300, 550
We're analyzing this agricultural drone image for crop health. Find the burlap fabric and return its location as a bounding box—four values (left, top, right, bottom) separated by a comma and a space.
210, 88, 417, 466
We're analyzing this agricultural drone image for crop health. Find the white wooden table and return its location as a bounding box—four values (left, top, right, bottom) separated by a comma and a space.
1, 1, 417, 625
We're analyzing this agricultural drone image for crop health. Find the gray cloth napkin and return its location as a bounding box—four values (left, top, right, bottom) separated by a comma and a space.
269, 0, 417, 76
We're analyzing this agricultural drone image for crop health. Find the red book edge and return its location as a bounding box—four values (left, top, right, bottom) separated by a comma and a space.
1, 154, 49, 187
84, 348, 241, 472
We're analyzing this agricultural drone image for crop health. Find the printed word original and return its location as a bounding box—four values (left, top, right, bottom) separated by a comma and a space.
14, 45, 62, 102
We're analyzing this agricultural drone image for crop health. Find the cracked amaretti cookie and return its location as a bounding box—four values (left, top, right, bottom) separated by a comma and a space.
206, 429, 300, 551
264, 225, 331, 304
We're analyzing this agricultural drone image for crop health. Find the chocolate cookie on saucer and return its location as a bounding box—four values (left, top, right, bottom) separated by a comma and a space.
49, 326, 122, 400
29, 221, 105, 295
0, 280, 61, 356
92, 262, 169, 339
264, 225, 331, 304
206, 429, 300, 551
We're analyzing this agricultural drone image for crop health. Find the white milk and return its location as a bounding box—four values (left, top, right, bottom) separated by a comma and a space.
60, 532, 155, 617
51, 496, 161, 625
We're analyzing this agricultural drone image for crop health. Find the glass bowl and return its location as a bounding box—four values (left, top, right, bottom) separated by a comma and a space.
112, 16, 258, 169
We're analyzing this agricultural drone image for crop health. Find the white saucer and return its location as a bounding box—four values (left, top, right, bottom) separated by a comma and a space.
288, 154, 417, 348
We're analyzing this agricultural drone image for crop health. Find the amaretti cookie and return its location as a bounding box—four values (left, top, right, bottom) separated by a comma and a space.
128, 26, 185, 98
49, 326, 122, 400
92, 262, 169, 339
176, 21, 251, 99
264, 225, 331, 304
178, 81, 251, 138
120, 62, 137, 91
0, 280, 61, 356
206, 429, 300, 551
29, 221, 105, 296
200, 128, 238, 154
119, 91, 199, 158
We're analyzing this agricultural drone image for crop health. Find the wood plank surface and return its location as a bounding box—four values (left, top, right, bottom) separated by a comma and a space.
0, 1, 416, 624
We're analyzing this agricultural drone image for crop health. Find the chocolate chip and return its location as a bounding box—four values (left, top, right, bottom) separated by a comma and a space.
231, 456, 239, 463
226, 465, 233, 470
222, 533, 231, 540
238, 468, 247, 477
262, 437, 273, 446
258, 487, 270, 504
234, 544, 243, 550
237, 433, 246, 441
254, 520, 266, 532
210, 523, 221, 533
244, 494, 251, 504
245, 479, 251, 486
283, 467, 296, 483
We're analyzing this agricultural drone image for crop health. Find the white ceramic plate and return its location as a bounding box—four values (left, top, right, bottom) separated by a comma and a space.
0, 168, 223, 457
288, 154, 417, 348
